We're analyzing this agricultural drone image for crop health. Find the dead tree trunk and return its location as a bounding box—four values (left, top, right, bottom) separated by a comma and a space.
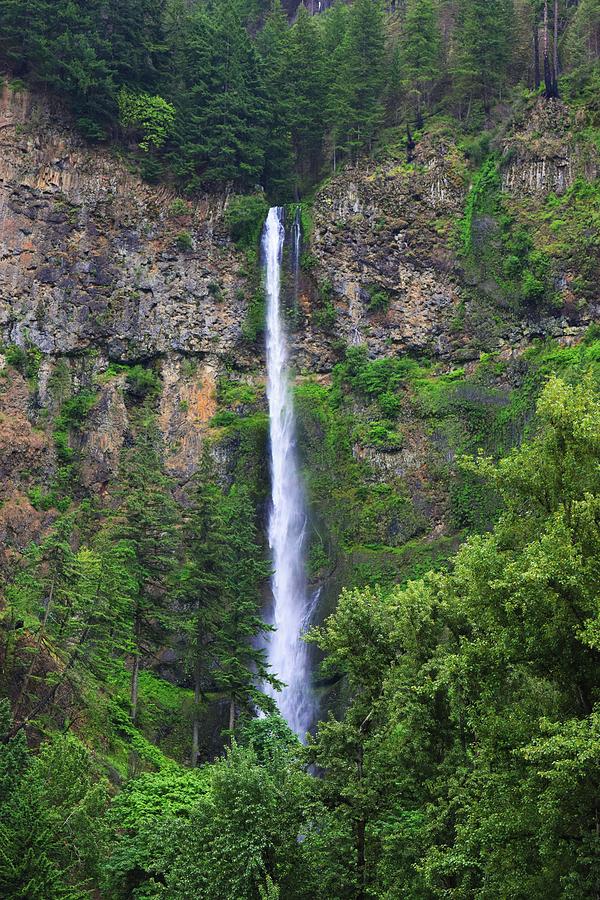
191, 662, 201, 766
533, 20, 541, 89
543, 0, 559, 98
553, 0, 560, 97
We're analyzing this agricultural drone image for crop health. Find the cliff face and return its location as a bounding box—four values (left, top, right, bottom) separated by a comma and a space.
0, 82, 598, 565
0, 83, 248, 363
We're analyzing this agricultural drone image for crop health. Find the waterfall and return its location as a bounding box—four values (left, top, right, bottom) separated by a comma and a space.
291, 206, 302, 301
263, 206, 314, 738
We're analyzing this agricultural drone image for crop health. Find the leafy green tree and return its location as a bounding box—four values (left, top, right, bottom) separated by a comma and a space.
0, 722, 109, 899
102, 767, 208, 898
309, 374, 600, 897
118, 89, 176, 151
164, 742, 317, 900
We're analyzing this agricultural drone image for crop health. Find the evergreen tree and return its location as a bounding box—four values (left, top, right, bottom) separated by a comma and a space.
115, 418, 178, 726
453, 0, 515, 116
179, 451, 231, 765
215, 484, 277, 731
288, 5, 327, 180
256, 0, 295, 197
189, 0, 266, 188
0, 722, 109, 899
566, 0, 600, 67
400, 0, 442, 125
326, 0, 386, 161
345, 0, 386, 153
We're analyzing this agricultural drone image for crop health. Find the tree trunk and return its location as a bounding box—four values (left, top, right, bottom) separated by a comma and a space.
543, 0, 558, 98
191, 664, 201, 766
356, 744, 366, 900
130, 614, 141, 724
553, 0, 560, 97
13, 577, 55, 719
533, 21, 541, 89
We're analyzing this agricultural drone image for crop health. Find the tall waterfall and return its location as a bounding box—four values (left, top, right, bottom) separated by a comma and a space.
263, 206, 314, 738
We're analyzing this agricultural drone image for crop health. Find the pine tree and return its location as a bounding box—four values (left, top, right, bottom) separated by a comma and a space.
192, 0, 266, 187
179, 451, 231, 764
327, 0, 386, 160
214, 484, 277, 732
400, 0, 442, 125
115, 418, 178, 726
256, 0, 295, 198
288, 5, 327, 180
453, 0, 515, 116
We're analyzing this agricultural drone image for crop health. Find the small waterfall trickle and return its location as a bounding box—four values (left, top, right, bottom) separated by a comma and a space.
291, 206, 302, 301
263, 206, 314, 738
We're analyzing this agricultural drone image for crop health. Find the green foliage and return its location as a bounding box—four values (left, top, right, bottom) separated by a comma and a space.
225, 194, 269, 248
461, 156, 555, 310
308, 375, 600, 897
174, 229, 192, 251
461, 155, 501, 256
543, 177, 600, 301
102, 767, 207, 897
125, 365, 161, 399
3, 342, 42, 379
0, 719, 109, 899
397, 0, 442, 122
118, 89, 175, 152
366, 287, 389, 313
243, 287, 267, 344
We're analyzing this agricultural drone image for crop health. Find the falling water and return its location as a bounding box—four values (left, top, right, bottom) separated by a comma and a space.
291, 206, 302, 301
263, 206, 314, 738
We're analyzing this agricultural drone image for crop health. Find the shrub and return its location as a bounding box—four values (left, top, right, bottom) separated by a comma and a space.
4, 343, 42, 379
367, 289, 389, 313
225, 195, 269, 248
364, 421, 404, 452
125, 365, 161, 399
118, 89, 176, 151
169, 198, 189, 217
175, 230, 193, 251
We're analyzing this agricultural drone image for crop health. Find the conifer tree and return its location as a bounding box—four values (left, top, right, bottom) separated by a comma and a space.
179, 451, 231, 765
326, 0, 386, 160
400, 0, 442, 125
191, 0, 266, 187
214, 484, 277, 731
115, 418, 178, 725
288, 5, 327, 180
453, 0, 514, 116
256, 1, 295, 197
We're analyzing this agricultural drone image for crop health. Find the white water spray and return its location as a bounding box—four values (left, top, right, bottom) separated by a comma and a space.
263, 206, 314, 738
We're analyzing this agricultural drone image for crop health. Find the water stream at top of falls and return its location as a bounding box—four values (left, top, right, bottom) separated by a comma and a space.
263, 206, 314, 738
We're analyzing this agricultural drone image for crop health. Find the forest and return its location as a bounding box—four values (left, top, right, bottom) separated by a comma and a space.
0, 0, 598, 195
1, 0, 600, 898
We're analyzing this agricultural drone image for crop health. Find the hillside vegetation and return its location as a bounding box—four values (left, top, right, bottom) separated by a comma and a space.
1, 1, 600, 898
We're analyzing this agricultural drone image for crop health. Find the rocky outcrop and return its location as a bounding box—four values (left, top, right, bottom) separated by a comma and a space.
0, 82, 250, 363
0, 82, 598, 558
501, 99, 597, 197
0, 362, 53, 567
